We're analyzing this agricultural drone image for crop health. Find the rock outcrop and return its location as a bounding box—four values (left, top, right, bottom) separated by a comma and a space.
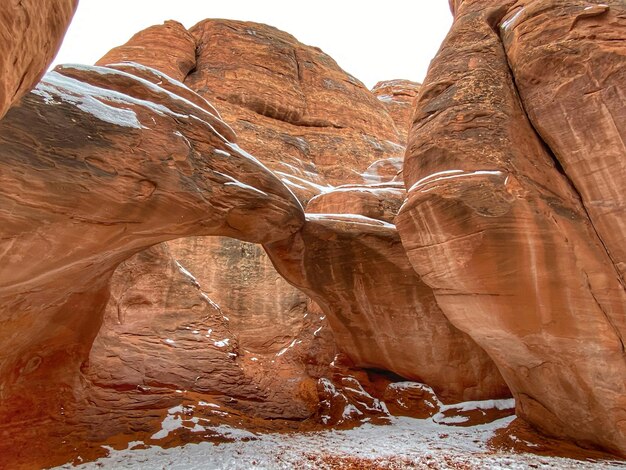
0, 62, 304, 468
96, 20, 196, 83
0, 0, 77, 119
305, 183, 405, 224
96, 19, 406, 204
372, 79, 421, 143
397, 0, 626, 456
265, 214, 510, 403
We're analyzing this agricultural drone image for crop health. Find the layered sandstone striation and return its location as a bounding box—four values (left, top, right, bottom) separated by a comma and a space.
0, 0, 77, 119
85, 243, 333, 425
501, 0, 626, 282
305, 183, 405, 224
96, 19, 406, 203
372, 79, 421, 143
397, 0, 626, 456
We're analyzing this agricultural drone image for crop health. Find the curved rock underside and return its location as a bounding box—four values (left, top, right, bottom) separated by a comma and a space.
0, 3, 624, 468
265, 214, 510, 403
397, 0, 625, 457
0, 0, 77, 119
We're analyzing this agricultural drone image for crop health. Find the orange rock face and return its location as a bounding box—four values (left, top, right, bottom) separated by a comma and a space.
501, 0, 626, 283
167, 236, 310, 353
86, 243, 327, 420
265, 215, 510, 403
96, 20, 405, 203
306, 183, 405, 224
2, 20, 469, 468
397, 0, 626, 456
0, 62, 304, 467
372, 79, 421, 143
0, 0, 77, 119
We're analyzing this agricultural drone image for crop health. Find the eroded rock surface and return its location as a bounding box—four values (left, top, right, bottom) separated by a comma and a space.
0, 62, 304, 468
266, 214, 510, 403
167, 236, 309, 353
96, 20, 196, 83
0, 0, 77, 119
0, 21, 462, 469
501, 0, 626, 282
96, 20, 406, 203
306, 183, 405, 224
83, 243, 334, 429
372, 79, 421, 143
397, 0, 626, 456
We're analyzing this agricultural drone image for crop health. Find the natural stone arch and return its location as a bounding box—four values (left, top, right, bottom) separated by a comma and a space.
0, 63, 304, 442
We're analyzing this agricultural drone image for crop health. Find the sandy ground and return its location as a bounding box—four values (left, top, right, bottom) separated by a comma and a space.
54, 416, 626, 469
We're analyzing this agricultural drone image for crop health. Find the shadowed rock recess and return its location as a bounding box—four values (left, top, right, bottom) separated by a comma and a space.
0, 2, 624, 468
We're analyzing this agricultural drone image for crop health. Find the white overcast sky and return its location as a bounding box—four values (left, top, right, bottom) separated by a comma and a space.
53, 1, 452, 89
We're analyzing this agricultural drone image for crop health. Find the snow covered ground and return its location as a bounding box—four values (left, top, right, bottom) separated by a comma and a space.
55, 416, 626, 469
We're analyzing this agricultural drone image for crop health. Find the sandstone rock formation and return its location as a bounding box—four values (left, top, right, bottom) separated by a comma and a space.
1, 3, 624, 467
0, 62, 304, 468
96, 19, 406, 203
372, 79, 421, 142
501, 0, 626, 283
305, 183, 405, 224
1, 22, 467, 467
94, 19, 497, 415
0, 0, 77, 119
265, 214, 510, 403
167, 236, 310, 354
397, 0, 626, 456
96, 20, 196, 83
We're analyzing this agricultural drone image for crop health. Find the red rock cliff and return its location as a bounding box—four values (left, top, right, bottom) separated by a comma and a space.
397, 0, 626, 457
